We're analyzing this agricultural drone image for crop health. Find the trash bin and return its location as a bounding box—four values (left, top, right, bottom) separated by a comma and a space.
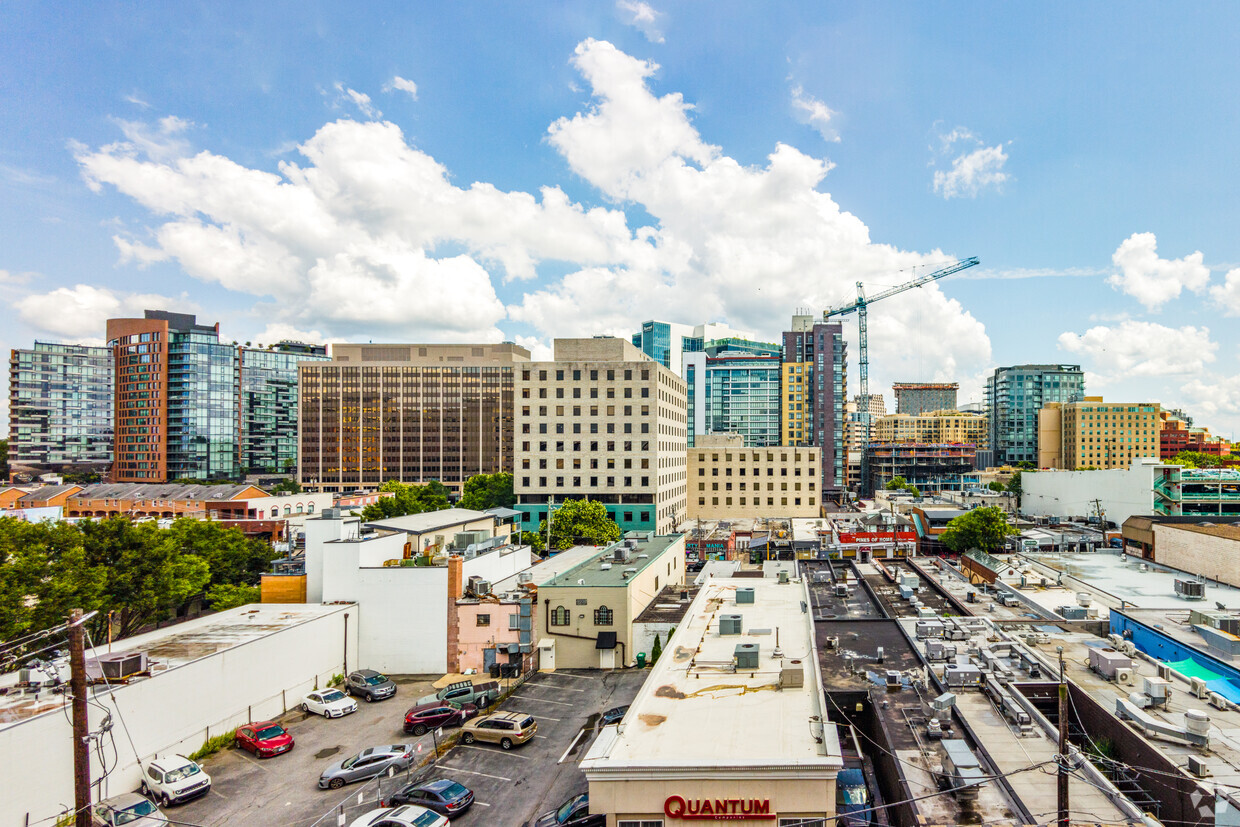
636, 652, 647, 668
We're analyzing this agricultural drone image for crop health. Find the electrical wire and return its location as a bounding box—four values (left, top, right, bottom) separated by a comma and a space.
83, 627, 144, 773
0, 622, 71, 653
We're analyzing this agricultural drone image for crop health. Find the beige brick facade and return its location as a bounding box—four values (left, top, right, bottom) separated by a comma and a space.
687, 434, 822, 519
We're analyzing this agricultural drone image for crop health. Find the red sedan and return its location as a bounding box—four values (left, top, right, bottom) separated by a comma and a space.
234, 721, 294, 757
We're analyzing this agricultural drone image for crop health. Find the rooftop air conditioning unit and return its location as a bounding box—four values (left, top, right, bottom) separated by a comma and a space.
600, 563, 612, 570
734, 643, 760, 670
1192, 677, 1210, 699
99, 652, 148, 680
1115, 667, 1134, 685
719, 614, 743, 635
1187, 755, 1211, 778
1176, 579, 1206, 600
518, 572, 533, 584
778, 570, 790, 584
736, 587, 755, 604
1209, 692, 1230, 710
613, 546, 628, 563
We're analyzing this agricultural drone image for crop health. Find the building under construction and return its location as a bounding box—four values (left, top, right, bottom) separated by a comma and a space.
893, 382, 958, 415
864, 442, 977, 497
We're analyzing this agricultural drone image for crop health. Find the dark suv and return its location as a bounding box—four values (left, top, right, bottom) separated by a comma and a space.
345, 670, 397, 702
529, 793, 604, 827
404, 701, 478, 736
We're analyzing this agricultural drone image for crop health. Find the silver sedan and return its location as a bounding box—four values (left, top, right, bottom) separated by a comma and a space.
318, 744, 416, 790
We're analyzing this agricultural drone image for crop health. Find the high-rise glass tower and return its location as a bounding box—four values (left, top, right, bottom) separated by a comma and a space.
684, 339, 783, 448
240, 343, 329, 474
781, 315, 847, 501
8, 342, 114, 473
985, 364, 1085, 465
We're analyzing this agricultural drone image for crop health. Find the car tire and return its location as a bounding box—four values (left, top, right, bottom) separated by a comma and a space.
160, 793, 171, 808
344, 686, 352, 696
329, 777, 345, 790
365, 693, 373, 702
301, 703, 309, 713
462, 732, 475, 745
412, 724, 427, 736
501, 737, 513, 750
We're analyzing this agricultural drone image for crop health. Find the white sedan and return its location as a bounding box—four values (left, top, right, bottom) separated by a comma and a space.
302, 688, 358, 718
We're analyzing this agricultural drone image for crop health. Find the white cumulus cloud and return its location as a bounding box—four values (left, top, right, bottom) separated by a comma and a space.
1106, 232, 1210, 312
1180, 376, 1240, 422
386, 76, 419, 100
790, 85, 840, 143
616, 0, 665, 43
933, 144, 1009, 199
1057, 320, 1216, 381
16, 284, 195, 342
334, 83, 382, 119
1208, 267, 1240, 316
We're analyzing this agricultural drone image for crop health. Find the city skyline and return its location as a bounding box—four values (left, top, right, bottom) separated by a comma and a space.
3, 4, 1240, 435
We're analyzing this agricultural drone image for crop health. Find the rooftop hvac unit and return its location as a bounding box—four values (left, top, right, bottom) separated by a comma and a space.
932, 692, 957, 714
719, 614, 743, 636
736, 587, 756, 604
1176, 579, 1207, 600
99, 652, 148, 680
1192, 677, 1210, 699
1115, 667, 1134, 685
467, 576, 491, 596
518, 572, 533, 584
1058, 606, 1088, 620
885, 670, 902, 688
600, 563, 612, 571
1209, 692, 1230, 710
613, 546, 628, 563
1141, 675, 1171, 702
1187, 755, 1211, 778
780, 661, 804, 688
1222, 617, 1240, 636
777, 570, 790, 584
734, 643, 760, 670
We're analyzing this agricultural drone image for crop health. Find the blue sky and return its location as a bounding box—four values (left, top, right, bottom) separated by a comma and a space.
3, 2, 1240, 437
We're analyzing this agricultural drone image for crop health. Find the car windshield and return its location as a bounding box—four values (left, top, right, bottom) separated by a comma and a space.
256, 725, 284, 740
411, 812, 441, 827
114, 799, 158, 824
556, 796, 586, 822
341, 753, 362, 769
321, 690, 346, 702
164, 763, 201, 783
365, 674, 389, 685
440, 782, 468, 798
840, 787, 868, 806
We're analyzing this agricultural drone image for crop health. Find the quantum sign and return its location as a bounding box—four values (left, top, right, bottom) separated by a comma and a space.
664, 796, 776, 820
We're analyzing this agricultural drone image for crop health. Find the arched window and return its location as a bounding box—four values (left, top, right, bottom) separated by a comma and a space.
593, 606, 613, 626
296, 503, 304, 513
270, 507, 279, 518
550, 606, 571, 626
284, 505, 292, 516
307, 502, 316, 514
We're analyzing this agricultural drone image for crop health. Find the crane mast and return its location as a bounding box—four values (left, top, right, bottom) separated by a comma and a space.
823, 256, 980, 498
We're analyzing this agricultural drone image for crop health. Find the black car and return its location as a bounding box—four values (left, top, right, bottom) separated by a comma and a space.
529, 793, 604, 827
345, 669, 397, 702
686, 559, 706, 573
383, 779, 474, 818
599, 705, 628, 726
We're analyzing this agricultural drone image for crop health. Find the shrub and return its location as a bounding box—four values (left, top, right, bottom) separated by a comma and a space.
189, 731, 235, 762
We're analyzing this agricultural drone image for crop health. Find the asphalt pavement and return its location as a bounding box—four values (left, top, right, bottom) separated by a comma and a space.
170, 669, 649, 826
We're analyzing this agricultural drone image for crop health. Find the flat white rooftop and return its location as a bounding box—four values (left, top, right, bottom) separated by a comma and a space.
365, 508, 492, 534
583, 576, 841, 771
1016, 551, 1240, 609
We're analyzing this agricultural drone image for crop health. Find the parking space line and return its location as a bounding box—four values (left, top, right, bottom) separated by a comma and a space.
537, 672, 595, 680
511, 695, 574, 706
526, 684, 586, 692
234, 751, 271, 773
533, 715, 562, 721
557, 728, 587, 764
457, 744, 531, 759
474, 802, 491, 807
435, 765, 513, 782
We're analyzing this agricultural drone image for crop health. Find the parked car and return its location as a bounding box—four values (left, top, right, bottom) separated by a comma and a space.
346, 669, 398, 702
92, 792, 168, 826
836, 767, 871, 827
383, 778, 474, 818
529, 792, 605, 827
686, 559, 706, 573
599, 705, 628, 726
403, 701, 478, 736
139, 754, 211, 807
459, 711, 536, 750
234, 721, 294, 757
347, 805, 448, 827
319, 744, 416, 789
302, 688, 358, 718
416, 679, 498, 709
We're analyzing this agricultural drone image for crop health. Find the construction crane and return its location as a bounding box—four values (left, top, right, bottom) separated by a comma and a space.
822, 256, 980, 496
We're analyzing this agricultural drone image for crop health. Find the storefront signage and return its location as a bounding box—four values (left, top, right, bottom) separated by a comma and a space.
664, 796, 776, 820
838, 531, 916, 543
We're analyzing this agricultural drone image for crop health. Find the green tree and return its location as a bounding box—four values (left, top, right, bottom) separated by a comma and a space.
0, 438, 8, 478
359, 480, 452, 521
537, 499, 621, 551
205, 583, 261, 611
519, 530, 545, 554
270, 478, 301, 495
1172, 451, 1224, 469
884, 476, 908, 491
1006, 471, 1023, 503
458, 473, 515, 511
940, 506, 1018, 554
987, 481, 1005, 492
163, 518, 275, 587
650, 633, 662, 665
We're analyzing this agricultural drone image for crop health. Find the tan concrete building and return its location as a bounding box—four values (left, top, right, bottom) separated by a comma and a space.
581, 573, 843, 826
1152, 522, 1240, 588
871, 409, 988, 447
514, 338, 687, 535
298, 343, 529, 495
781, 361, 810, 446
536, 532, 685, 670
688, 434, 822, 519
1038, 397, 1161, 469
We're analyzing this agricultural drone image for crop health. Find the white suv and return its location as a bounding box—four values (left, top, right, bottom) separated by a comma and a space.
140, 754, 211, 807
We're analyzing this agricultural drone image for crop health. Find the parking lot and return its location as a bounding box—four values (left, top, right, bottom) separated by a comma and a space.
175, 669, 648, 826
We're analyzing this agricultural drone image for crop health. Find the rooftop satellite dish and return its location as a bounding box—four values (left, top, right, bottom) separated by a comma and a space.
1217, 602, 1227, 612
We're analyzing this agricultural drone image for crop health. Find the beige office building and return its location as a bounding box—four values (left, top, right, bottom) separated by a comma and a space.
536, 533, 685, 670
871, 410, 988, 448
298, 343, 529, 494
514, 338, 687, 535
688, 434, 822, 519
1038, 397, 1161, 470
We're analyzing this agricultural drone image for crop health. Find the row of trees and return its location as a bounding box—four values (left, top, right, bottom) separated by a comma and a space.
0, 516, 275, 648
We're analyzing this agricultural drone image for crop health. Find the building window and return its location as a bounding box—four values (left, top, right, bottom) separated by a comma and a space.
477, 614, 491, 626
551, 607, 571, 626
594, 606, 614, 626
618, 821, 663, 827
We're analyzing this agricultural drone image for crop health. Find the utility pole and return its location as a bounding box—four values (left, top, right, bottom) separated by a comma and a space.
69, 609, 91, 827
1057, 645, 1069, 827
